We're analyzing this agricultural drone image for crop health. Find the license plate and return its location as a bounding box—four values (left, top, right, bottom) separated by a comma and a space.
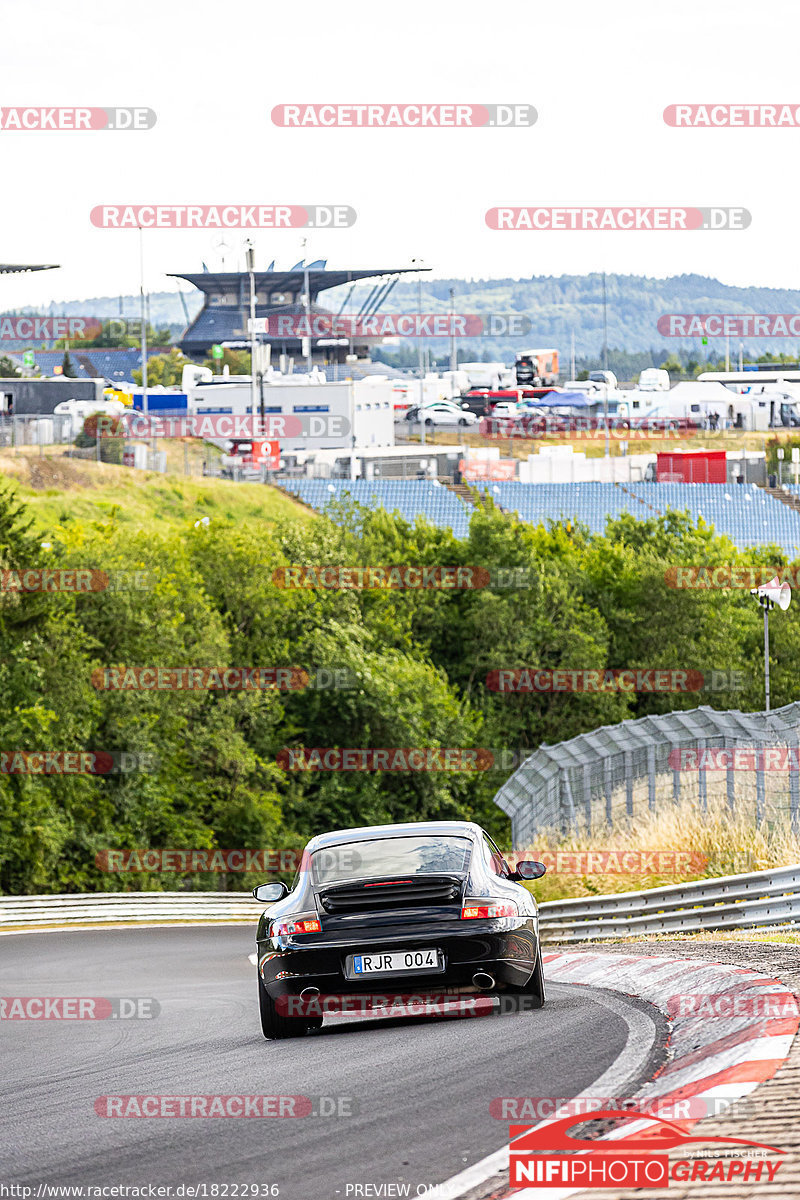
351, 948, 442, 975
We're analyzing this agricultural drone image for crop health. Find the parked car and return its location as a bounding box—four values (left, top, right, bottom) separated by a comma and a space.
414, 402, 478, 428
490, 401, 520, 419
402, 400, 467, 423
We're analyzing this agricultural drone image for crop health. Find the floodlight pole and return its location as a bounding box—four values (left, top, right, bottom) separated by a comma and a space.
752, 581, 791, 712
755, 593, 774, 712
246, 241, 258, 423
418, 267, 426, 446
139, 228, 148, 416
764, 603, 771, 713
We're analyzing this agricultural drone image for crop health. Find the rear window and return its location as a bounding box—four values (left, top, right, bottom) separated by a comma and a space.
310, 835, 473, 885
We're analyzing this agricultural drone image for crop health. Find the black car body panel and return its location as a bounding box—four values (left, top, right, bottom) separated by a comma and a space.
255, 821, 542, 1006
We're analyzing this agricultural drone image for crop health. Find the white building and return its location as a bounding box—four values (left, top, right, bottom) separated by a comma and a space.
188, 375, 395, 452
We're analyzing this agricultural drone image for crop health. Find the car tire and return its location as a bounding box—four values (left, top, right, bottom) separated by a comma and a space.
507, 947, 546, 1011
458, 417, 470, 426
258, 977, 307, 1040
525, 947, 546, 1008
425, 418, 434, 427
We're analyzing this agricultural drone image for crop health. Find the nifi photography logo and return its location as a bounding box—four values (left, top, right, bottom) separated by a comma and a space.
509, 1110, 784, 1188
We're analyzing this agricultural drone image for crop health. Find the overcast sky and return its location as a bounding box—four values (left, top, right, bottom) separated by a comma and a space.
3, 0, 799, 312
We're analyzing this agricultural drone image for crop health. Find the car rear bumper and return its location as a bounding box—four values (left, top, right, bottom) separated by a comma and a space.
256, 922, 539, 998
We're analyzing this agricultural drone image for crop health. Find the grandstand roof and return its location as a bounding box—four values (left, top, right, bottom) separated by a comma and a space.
168, 267, 424, 298
7, 347, 163, 383
0, 264, 59, 274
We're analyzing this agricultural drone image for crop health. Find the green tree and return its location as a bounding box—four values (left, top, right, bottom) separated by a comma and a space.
0, 355, 21, 378
132, 347, 190, 388
659, 353, 684, 379
202, 348, 251, 375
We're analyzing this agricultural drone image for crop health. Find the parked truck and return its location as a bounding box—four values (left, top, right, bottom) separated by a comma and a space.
515, 348, 559, 387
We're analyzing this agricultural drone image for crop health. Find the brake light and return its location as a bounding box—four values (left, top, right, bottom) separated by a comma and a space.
269, 914, 322, 937
461, 900, 518, 920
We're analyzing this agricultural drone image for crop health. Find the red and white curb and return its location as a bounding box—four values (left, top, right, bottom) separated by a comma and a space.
440, 950, 800, 1200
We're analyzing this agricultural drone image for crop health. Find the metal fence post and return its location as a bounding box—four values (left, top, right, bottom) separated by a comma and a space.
647, 744, 656, 811
624, 751, 633, 817
604, 756, 613, 828
756, 757, 766, 826
726, 748, 736, 815
560, 771, 576, 837
582, 763, 592, 833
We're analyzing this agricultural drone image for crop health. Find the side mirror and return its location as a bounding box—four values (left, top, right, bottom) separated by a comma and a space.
513, 860, 547, 881
252, 882, 289, 902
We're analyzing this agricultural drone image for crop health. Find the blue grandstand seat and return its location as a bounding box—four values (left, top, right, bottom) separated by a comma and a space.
275, 479, 800, 555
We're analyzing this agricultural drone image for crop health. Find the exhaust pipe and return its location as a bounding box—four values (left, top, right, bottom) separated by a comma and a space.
472, 971, 495, 991
300, 986, 320, 1000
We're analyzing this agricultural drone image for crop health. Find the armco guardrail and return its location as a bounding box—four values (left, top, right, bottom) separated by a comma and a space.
0, 892, 259, 928
1, 866, 798, 938
537, 862, 800, 943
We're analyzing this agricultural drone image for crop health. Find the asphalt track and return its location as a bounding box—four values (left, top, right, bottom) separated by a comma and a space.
1, 928, 665, 1199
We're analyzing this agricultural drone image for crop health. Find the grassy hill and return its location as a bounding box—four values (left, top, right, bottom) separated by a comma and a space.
0, 449, 312, 535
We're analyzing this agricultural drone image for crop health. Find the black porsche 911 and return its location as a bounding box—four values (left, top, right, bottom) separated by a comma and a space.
252, 820, 546, 1039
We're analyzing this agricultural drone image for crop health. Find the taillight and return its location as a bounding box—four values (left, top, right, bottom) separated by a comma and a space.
269, 913, 322, 937
461, 900, 518, 920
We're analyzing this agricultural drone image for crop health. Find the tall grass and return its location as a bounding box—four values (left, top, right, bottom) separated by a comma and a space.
515, 800, 800, 903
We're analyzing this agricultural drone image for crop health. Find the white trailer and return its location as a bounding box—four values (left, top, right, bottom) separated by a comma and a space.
638, 368, 670, 392
618, 381, 770, 429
